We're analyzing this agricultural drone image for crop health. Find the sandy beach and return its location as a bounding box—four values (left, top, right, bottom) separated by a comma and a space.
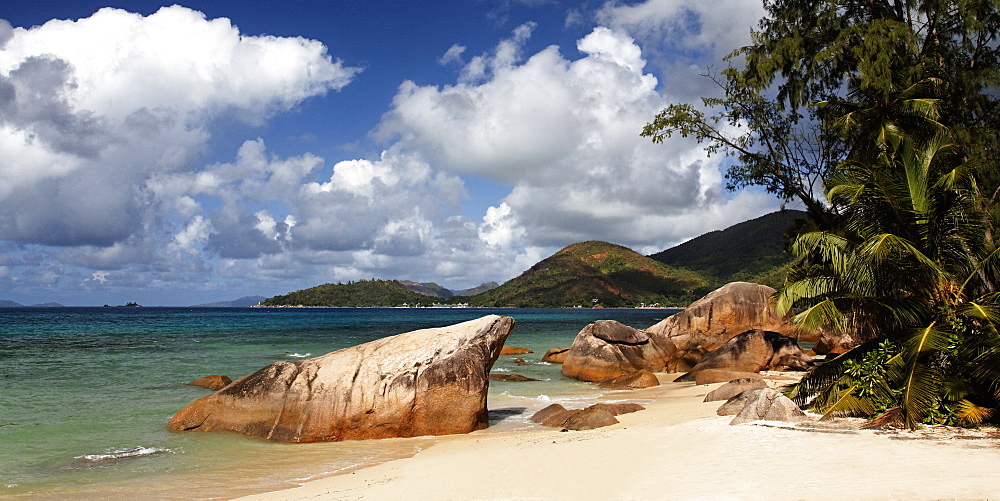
240, 375, 1000, 501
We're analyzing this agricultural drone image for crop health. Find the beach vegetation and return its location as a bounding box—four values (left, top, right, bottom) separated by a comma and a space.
260, 279, 436, 307
647, 0, 1000, 428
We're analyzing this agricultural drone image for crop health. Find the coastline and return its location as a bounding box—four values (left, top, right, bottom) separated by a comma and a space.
239, 373, 1000, 501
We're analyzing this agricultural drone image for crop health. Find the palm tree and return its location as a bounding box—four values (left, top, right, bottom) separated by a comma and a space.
777, 132, 1000, 428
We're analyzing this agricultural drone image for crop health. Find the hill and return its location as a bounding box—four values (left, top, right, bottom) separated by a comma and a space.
191, 296, 267, 307
649, 210, 806, 287
466, 241, 712, 308
0, 299, 24, 307
260, 280, 439, 307
399, 280, 500, 298
454, 282, 499, 297
399, 281, 454, 299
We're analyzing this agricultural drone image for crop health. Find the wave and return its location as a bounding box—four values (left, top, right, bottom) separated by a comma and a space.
75, 446, 173, 463
286, 352, 312, 358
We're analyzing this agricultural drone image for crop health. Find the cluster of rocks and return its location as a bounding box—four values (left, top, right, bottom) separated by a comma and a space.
530, 402, 646, 431
551, 282, 819, 389
705, 378, 807, 425
167, 281, 851, 443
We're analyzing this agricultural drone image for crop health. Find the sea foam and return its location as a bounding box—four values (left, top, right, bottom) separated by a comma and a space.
75, 446, 173, 463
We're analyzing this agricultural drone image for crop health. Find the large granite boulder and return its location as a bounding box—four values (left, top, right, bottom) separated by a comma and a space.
561, 321, 670, 383
678, 329, 812, 383
167, 315, 514, 443
646, 282, 800, 372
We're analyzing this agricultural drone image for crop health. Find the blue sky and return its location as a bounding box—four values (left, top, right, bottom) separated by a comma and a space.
0, 0, 781, 306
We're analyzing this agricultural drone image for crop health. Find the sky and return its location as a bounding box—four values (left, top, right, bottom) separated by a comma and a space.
0, 0, 783, 306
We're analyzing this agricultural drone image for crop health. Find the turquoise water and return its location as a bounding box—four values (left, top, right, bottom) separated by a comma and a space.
0, 307, 679, 499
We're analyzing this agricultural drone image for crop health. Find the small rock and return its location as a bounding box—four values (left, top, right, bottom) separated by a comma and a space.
187, 375, 232, 390
541, 347, 570, 363
489, 373, 539, 382
501, 346, 533, 355
530, 404, 572, 426
512, 357, 531, 366
682, 369, 764, 385
562, 408, 619, 431
585, 403, 645, 416
599, 369, 660, 390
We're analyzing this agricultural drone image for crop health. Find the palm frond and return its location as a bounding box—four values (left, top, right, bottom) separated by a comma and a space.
956, 400, 993, 427
792, 298, 846, 333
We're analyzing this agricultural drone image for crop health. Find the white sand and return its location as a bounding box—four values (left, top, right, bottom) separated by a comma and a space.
241, 377, 1000, 501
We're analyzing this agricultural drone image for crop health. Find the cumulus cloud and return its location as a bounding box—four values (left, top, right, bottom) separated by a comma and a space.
0, 5, 359, 248
378, 24, 777, 253
596, 0, 766, 101
0, 2, 780, 305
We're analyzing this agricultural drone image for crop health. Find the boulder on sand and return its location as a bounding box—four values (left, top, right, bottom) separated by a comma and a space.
187, 375, 232, 390
717, 388, 763, 416
646, 282, 800, 372
167, 315, 514, 443
703, 378, 767, 402
729, 387, 807, 425
598, 369, 660, 390
586, 402, 646, 416
678, 329, 813, 383
561, 321, 669, 383
690, 369, 766, 385
530, 402, 644, 430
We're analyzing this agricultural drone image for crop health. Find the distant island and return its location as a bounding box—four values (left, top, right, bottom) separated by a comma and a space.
258, 210, 804, 308
0, 300, 65, 308
190, 296, 268, 308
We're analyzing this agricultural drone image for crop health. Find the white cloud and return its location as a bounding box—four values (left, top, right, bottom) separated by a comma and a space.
596, 0, 766, 101
0, 6, 359, 248
439, 44, 467, 65
479, 203, 526, 248
0, 2, 782, 304
377, 24, 777, 252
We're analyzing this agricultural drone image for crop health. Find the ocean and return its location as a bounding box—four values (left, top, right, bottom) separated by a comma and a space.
0, 306, 680, 499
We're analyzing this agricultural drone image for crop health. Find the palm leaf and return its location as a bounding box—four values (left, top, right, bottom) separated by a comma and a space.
956, 400, 993, 427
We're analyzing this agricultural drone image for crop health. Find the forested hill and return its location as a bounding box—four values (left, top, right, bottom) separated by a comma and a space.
649, 210, 807, 287
260, 280, 437, 307
466, 241, 711, 307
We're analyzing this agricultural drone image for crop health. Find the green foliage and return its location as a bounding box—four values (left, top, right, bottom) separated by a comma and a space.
781, 134, 1000, 428
467, 241, 711, 308
647, 0, 1000, 428
261, 280, 436, 307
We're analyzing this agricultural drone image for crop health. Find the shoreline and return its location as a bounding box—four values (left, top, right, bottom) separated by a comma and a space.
239, 373, 1000, 501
